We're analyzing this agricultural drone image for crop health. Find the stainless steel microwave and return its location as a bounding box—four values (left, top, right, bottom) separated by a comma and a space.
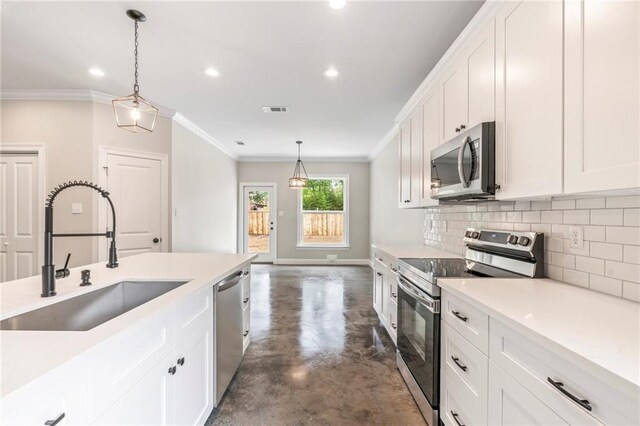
430, 121, 496, 201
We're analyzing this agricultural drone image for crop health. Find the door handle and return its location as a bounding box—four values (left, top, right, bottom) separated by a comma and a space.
457, 136, 472, 188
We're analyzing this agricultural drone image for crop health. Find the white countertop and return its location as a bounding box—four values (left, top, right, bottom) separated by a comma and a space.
0, 252, 255, 397
372, 243, 461, 260
438, 277, 640, 392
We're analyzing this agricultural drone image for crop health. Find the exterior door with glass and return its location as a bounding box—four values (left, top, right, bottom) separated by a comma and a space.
242, 185, 276, 262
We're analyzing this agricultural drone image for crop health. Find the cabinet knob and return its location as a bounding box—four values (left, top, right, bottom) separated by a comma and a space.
392, 292, 397, 298
460, 124, 466, 130
376, 272, 383, 276
177, 357, 185, 366
168, 366, 177, 375
455, 127, 460, 133
45, 413, 65, 426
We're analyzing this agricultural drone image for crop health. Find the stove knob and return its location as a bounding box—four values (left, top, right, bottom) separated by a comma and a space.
471, 231, 480, 239
465, 230, 472, 238
518, 236, 531, 246
507, 235, 519, 245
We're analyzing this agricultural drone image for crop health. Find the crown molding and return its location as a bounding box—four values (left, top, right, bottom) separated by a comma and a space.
1, 89, 177, 118
238, 156, 369, 163
172, 113, 238, 160
368, 123, 399, 161
393, 0, 501, 126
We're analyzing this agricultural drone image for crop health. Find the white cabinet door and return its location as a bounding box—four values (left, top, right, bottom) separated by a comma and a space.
466, 19, 495, 129
399, 120, 412, 207
379, 269, 389, 325
373, 266, 382, 315
409, 107, 422, 207
94, 352, 175, 426
488, 362, 568, 426
174, 323, 214, 426
495, 0, 564, 199
420, 86, 440, 207
440, 60, 468, 143
565, 0, 640, 193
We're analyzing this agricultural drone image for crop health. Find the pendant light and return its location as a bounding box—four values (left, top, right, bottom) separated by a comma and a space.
112, 10, 158, 133
289, 141, 309, 189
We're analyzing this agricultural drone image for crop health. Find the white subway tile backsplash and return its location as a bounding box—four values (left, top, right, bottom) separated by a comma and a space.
552, 200, 576, 210
584, 225, 606, 242
624, 245, 640, 265
590, 242, 623, 261
605, 261, 640, 283
589, 275, 623, 297
422, 194, 640, 300
576, 256, 604, 275
624, 209, 640, 226
576, 198, 605, 209
622, 281, 640, 302
606, 226, 640, 245
606, 196, 640, 208
563, 210, 590, 225
591, 209, 623, 226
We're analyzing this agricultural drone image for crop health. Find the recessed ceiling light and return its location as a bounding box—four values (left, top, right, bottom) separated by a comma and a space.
205, 68, 220, 77
88, 68, 104, 77
329, 0, 346, 10
324, 68, 339, 78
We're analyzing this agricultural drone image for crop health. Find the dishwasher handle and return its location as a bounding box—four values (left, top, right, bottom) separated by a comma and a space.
217, 271, 243, 292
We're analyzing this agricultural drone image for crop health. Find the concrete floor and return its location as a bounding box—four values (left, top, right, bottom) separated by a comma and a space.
207, 265, 426, 425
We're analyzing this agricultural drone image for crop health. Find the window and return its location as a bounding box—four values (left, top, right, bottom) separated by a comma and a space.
297, 176, 349, 248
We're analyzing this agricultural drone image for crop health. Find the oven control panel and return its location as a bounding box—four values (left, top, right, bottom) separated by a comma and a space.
463, 228, 540, 253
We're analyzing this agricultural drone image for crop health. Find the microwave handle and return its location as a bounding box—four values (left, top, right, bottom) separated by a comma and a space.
457, 136, 472, 188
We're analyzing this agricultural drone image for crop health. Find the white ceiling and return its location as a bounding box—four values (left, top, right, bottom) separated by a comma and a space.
2, 1, 483, 159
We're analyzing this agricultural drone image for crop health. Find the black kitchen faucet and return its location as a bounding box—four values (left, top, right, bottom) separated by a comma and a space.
42, 181, 118, 297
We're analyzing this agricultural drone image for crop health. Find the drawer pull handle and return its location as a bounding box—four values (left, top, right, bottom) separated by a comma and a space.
244, 297, 250, 303
451, 310, 468, 322
547, 378, 592, 412
243, 330, 249, 337
392, 323, 397, 329
168, 366, 177, 375
177, 357, 185, 366
45, 413, 65, 426
391, 267, 398, 272
451, 411, 465, 426
451, 356, 468, 372
392, 292, 397, 298
376, 272, 383, 277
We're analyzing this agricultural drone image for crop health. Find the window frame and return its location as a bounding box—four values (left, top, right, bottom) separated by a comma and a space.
296, 174, 350, 249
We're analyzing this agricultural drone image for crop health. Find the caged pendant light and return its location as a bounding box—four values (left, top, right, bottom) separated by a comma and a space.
289, 141, 309, 189
112, 10, 158, 133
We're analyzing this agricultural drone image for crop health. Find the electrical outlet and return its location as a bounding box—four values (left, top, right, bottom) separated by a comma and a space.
569, 226, 584, 249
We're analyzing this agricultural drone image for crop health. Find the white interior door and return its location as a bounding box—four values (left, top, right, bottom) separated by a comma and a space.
0, 153, 39, 282
105, 153, 163, 259
242, 185, 276, 262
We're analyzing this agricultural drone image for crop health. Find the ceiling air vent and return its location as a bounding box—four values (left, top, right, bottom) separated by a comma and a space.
262, 106, 288, 113
235, 141, 245, 146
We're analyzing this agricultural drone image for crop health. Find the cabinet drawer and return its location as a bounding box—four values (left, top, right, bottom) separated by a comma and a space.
441, 321, 488, 420
175, 285, 213, 344
490, 319, 633, 425
388, 298, 398, 344
390, 273, 398, 304
241, 267, 250, 296
441, 367, 485, 426
242, 305, 250, 340
442, 291, 489, 354
373, 251, 390, 269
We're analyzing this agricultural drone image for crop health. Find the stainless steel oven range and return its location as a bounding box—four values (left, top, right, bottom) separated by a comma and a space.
395, 228, 544, 425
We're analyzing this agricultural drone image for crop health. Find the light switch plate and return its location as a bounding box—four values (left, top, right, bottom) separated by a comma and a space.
71, 203, 83, 214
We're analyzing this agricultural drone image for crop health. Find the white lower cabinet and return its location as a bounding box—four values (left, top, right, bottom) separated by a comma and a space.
241, 268, 251, 353
441, 368, 484, 426
488, 361, 568, 426
372, 249, 398, 345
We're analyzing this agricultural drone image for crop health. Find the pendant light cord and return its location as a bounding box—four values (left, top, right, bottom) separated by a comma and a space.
133, 20, 139, 93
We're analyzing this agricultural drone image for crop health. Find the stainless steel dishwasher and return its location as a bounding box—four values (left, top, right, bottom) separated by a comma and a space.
215, 270, 244, 405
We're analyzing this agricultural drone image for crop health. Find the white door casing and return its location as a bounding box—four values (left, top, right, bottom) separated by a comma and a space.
97, 147, 168, 262
239, 183, 277, 263
0, 148, 44, 282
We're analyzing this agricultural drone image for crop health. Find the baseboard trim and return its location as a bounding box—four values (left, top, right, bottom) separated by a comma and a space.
274, 258, 371, 266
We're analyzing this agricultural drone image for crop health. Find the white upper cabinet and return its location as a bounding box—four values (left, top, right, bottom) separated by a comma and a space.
398, 107, 422, 208
564, 0, 640, 194
420, 87, 440, 207
439, 20, 495, 145
495, 0, 564, 199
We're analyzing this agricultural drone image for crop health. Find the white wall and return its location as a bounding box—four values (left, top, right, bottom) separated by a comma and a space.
171, 122, 237, 253
238, 161, 370, 261
369, 133, 424, 246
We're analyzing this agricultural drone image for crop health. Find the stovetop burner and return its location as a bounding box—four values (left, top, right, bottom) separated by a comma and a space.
399, 257, 477, 279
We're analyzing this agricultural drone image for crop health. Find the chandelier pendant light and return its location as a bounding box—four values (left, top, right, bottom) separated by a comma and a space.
289, 141, 309, 189
113, 10, 158, 133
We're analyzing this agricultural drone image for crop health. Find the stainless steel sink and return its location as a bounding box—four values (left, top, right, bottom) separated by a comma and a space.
0, 280, 188, 331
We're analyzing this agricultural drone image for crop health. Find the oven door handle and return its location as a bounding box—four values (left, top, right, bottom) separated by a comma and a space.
457, 136, 472, 188
397, 275, 440, 314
